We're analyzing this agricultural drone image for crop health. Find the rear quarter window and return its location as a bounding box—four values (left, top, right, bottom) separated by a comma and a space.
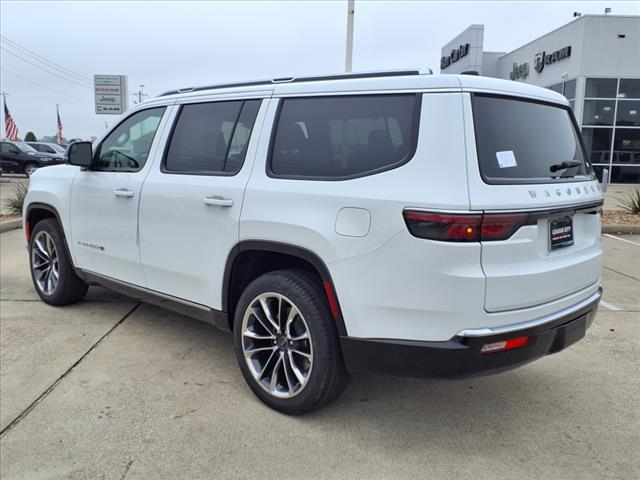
269, 94, 421, 180
472, 94, 593, 184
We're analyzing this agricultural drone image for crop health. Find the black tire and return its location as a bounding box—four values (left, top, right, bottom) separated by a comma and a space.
29, 218, 88, 306
233, 269, 349, 415
24, 163, 39, 177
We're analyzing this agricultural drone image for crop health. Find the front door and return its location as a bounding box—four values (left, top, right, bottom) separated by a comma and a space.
139, 96, 268, 308
69, 107, 169, 286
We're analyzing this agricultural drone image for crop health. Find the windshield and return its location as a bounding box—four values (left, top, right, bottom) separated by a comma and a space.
15, 142, 38, 153
51, 144, 66, 153
472, 94, 593, 184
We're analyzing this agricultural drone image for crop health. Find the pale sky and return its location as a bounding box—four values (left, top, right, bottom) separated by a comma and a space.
1, 0, 639, 140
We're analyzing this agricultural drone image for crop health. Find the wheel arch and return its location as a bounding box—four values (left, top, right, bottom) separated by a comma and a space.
223, 241, 347, 335
25, 203, 76, 269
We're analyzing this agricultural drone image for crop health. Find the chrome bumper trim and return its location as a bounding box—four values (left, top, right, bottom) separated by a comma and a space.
457, 287, 602, 337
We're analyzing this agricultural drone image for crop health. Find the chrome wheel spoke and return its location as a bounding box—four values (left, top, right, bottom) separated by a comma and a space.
242, 292, 313, 399
270, 353, 284, 391
34, 238, 49, 260
259, 298, 280, 334
258, 349, 278, 379
244, 345, 277, 357
243, 328, 275, 340
291, 348, 311, 360
288, 332, 310, 341
250, 306, 277, 337
287, 350, 307, 385
31, 231, 59, 296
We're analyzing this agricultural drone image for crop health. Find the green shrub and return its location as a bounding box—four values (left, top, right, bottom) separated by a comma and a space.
615, 187, 640, 215
3, 182, 28, 217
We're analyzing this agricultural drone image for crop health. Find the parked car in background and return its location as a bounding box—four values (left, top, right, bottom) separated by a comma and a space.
0, 141, 65, 176
27, 142, 67, 159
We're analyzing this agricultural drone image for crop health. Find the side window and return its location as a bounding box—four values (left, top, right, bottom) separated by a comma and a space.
164, 99, 261, 175
270, 94, 420, 179
96, 107, 166, 171
1, 143, 10, 153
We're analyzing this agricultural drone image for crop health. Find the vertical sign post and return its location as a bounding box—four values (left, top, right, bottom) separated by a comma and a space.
94, 75, 129, 114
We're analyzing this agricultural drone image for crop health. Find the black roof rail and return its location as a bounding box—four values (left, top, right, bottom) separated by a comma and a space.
159, 69, 424, 97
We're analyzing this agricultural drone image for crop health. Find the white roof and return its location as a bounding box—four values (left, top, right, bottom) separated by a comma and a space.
139, 72, 568, 109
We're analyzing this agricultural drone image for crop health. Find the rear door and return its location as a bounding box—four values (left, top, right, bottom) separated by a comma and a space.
464, 93, 603, 312
138, 95, 268, 309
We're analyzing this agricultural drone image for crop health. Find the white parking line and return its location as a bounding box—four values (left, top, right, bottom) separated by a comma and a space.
603, 234, 640, 246
600, 300, 622, 311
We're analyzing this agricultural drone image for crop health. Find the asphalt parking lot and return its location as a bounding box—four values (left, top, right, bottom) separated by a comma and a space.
0, 228, 638, 480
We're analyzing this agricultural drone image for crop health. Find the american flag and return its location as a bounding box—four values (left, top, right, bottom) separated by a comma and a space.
3, 97, 19, 141
56, 105, 64, 144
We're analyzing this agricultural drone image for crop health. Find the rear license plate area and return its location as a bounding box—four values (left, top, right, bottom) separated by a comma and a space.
549, 216, 574, 250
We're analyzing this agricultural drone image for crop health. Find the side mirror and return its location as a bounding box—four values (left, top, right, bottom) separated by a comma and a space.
67, 141, 93, 168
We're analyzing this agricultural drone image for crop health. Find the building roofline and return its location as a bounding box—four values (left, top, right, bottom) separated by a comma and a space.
498, 14, 639, 59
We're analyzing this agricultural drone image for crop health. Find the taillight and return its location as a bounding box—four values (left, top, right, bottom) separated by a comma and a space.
480, 213, 529, 240
403, 210, 530, 242
403, 211, 481, 242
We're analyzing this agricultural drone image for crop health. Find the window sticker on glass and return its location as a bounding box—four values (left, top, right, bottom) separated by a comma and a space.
496, 150, 517, 169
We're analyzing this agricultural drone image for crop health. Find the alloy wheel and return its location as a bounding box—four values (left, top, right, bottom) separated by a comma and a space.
241, 292, 313, 399
31, 231, 59, 295
25, 164, 39, 176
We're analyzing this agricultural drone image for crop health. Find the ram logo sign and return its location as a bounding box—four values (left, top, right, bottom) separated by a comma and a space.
533, 46, 572, 73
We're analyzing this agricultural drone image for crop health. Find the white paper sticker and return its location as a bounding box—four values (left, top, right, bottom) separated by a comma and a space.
496, 150, 517, 168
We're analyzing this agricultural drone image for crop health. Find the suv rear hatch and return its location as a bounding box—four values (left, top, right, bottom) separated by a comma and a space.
467, 92, 603, 312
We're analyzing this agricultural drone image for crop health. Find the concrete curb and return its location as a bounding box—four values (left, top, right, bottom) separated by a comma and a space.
0, 219, 22, 233
602, 224, 640, 235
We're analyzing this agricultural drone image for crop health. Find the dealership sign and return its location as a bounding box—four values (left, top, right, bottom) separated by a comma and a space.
533, 46, 572, 73
441, 43, 470, 70
509, 62, 530, 80
94, 75, 128, 114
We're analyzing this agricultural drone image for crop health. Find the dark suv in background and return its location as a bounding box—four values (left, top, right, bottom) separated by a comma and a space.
0, 141, 64, 176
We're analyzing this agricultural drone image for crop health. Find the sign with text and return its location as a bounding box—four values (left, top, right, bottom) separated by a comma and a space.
94, 75, 128, 114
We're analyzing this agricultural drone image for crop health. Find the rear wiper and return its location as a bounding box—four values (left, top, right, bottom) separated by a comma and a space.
549, 160, 583, 173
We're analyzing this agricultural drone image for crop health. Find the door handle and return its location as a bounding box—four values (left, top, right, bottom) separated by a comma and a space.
113, 188, 135, 198
203, 196, 233, 207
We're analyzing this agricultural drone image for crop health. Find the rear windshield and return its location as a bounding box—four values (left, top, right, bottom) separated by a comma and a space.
472, 94, 593, 184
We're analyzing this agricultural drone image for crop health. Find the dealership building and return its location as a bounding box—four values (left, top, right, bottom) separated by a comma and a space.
440, 14, 640, 184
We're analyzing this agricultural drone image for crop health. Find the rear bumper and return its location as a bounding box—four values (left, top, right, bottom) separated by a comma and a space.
340, 287, 601, 378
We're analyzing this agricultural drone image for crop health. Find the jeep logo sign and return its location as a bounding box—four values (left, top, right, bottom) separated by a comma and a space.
441, 43, 470, 70
533, 46, 572, 73
509, 62, 530, 80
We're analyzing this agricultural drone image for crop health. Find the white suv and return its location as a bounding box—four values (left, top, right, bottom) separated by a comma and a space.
23, 71, 603, 414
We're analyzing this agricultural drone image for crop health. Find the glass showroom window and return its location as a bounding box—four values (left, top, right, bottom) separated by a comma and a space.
583, 78, 640, 184
548, 79, 576, 110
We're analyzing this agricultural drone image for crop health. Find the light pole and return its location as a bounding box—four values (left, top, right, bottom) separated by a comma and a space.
345, 0, 354, 72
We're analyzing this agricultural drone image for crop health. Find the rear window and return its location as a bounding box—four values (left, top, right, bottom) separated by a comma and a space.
270, 94, 420, 179
472, 94, 593, 184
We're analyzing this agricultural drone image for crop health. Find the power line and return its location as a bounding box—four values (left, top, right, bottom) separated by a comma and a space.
0, 35, 92, 83
1, 47, 93, 89
1, 67, 92, 104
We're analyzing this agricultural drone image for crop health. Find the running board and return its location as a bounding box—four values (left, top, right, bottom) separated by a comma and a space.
77, 270, 231, 333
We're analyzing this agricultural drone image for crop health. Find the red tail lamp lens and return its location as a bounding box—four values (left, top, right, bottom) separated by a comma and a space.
403, 211, 482, 242
403, 211, 529, 242
481, 213, 529, 240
